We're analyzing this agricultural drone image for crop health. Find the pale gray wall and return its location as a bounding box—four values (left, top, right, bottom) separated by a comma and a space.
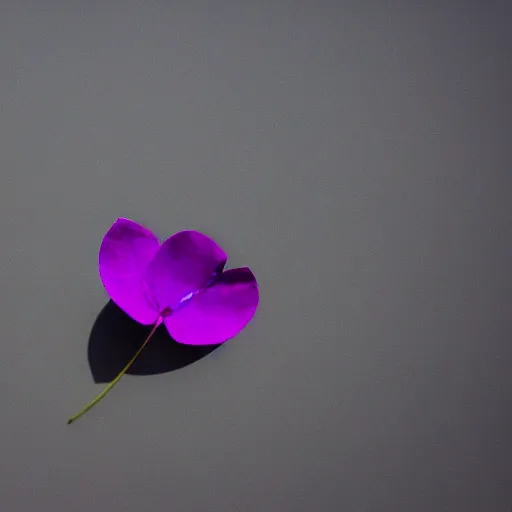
1, 1, 511, 511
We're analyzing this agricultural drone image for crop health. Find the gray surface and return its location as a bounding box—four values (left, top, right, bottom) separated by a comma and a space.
1, 1, 511, 511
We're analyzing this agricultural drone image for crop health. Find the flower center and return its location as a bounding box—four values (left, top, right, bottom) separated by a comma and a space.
160, 306, 173, 317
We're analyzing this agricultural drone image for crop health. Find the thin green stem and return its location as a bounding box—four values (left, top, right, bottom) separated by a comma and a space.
67, 317, 161, 425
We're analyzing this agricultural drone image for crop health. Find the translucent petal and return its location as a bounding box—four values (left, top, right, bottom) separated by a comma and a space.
164, 267, 259, 345
98, 218, 160, 324
144, 230, 227, 314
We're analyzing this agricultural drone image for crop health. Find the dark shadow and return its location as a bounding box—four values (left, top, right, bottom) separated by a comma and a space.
88, 300, 222, 383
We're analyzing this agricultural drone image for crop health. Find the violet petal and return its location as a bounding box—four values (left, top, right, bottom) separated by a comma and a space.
144, 230, 227, 313
164, 267, 259, 345
98, 218, 160, 324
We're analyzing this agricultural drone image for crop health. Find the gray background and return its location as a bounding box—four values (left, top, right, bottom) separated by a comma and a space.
1, 1, 511, 511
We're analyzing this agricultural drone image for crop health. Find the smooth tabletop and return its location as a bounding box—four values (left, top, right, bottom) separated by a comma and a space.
1, 1, 511, 511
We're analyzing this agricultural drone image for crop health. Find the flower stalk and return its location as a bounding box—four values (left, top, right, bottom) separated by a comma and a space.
67, 317, 160, 424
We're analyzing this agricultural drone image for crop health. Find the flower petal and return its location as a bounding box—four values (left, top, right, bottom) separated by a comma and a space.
164, 267, 259, 345
99, 218, 160, 324
144, 230, 227, 314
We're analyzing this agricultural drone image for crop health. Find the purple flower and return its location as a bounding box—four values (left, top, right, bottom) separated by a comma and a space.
99, 217, 259, 345
67, 218, 259, 425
